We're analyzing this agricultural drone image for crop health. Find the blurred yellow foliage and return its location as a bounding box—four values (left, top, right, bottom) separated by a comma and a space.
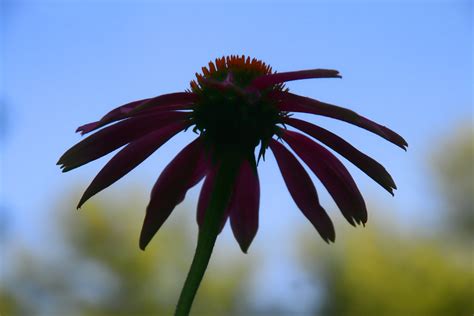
1, 192, 252, 315
300, 225, 474, 316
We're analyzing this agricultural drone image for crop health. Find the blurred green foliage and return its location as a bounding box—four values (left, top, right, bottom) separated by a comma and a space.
301, 227, 474, 316
430, 123, 474, 238
1, 194, 252, 315
298, 124, 474, 316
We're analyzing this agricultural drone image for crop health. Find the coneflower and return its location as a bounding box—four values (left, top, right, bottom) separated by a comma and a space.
58, 55, 407, 315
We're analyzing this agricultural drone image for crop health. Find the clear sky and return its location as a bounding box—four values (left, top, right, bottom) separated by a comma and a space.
1, 0, 472, 310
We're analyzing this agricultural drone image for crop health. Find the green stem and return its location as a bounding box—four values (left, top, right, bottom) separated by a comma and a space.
175, 157, 240, 316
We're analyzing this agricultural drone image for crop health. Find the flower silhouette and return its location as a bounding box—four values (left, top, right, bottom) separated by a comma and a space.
58, 55, 407, 253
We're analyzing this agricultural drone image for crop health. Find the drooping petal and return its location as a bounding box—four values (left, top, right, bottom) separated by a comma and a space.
139, 138, 208, 250
282, 129, 367, 226
77, 92, 197, 134
196, 163, 231, 234
229, 160, 260, 253
269, 139, 335, 243
196, 166, 216, 228
284, 117, 397, 195
272, 91, 408, 150
250, 69, 341, 90
77, 121, 186, 208
58, 111, 190, 172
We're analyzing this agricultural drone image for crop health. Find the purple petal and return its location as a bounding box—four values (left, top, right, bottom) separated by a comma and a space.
77, 121, 186, 209
196, 163, 231, 234
58, 111, 189, 172
196, 166, 216, 228
139, 138, 208, 250
77, 92, 197, 134
76, 98, 149, 134
130, 92, 197, 114
269, 139, 335, 243
197, 77, 247, 97
272, 91, 408, 150
284, 117, 397, 195
250, 69, 341, 90
282, 130, 367, 226
229, 160, 260, 253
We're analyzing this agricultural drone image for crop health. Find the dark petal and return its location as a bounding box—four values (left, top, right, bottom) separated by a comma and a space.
77, 92, 197, 134
272, 91, 408, 150
58, 111, 190, 172
77, 122, 106, 135
196, 166, 215, 228
229, 160, 260, 253
77, 121, 186, 209
76, 98, 150, 134
139, 138, 208, 250
78, 105, 192, 136
250, 69, 341, 90
130, 92, 197, 114
282, 130, 367, 226
197, 77, 247, 97
269, 139, 335, 243
196, 163, 231, 234
284, 117, 397, 195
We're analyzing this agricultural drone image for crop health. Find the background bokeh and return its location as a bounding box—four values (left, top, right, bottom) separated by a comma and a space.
1, 0, 472, 315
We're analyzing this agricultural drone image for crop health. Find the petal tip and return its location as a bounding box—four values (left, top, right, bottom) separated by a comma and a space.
399, 139, 408, 151
239, 244, 249, 254
77, 193, 89, 209
139, 229, 152, 250
389, 188, 395, 197
347, 218, 357, 227
328, 229, 336, 243
235, 236, 254, 254
139, 240, 148, 251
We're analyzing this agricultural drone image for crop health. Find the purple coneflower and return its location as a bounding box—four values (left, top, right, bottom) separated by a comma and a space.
58, 55, 406, 315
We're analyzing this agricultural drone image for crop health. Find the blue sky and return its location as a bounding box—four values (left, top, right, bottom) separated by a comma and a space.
1, 0, 472, 308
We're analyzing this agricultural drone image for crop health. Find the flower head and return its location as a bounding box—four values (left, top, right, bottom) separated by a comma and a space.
58, 55, 407, 253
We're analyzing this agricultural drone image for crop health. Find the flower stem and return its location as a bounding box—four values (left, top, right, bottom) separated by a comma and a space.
175, 157, 240, 316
